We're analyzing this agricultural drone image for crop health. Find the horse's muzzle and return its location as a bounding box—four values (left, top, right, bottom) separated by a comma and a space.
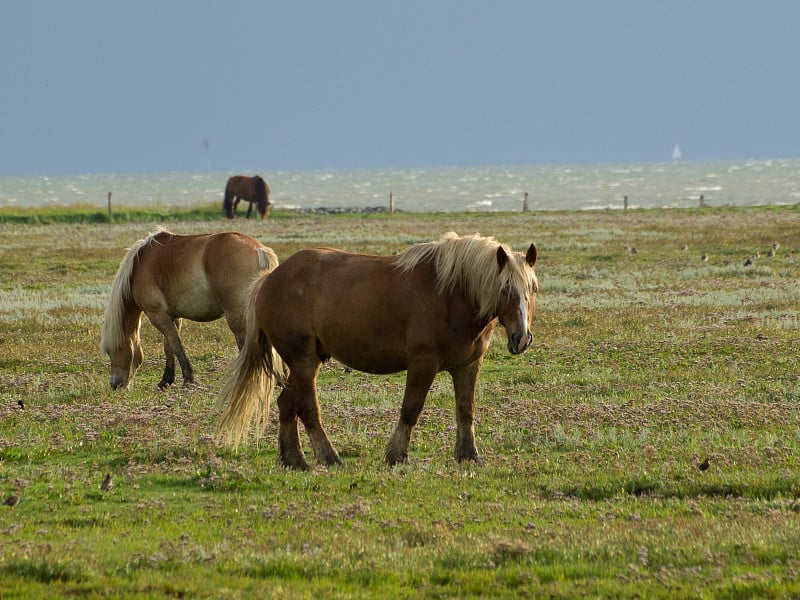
507, 330, 532, 355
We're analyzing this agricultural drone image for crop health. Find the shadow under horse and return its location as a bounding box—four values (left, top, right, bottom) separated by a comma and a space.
223, 175, 272, 220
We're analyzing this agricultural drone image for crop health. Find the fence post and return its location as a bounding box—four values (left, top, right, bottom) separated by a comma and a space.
522, 192, 529, 212
624, 195, 628, 210
107, 192, 112, 221
389, 192, 394, 213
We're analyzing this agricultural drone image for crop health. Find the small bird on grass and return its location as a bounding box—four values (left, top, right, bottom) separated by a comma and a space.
744, 257, 753, 266
701, 253, 708, 262
3, 494, 20, 507
101, 474, 113, 492
698, 457, 710, 472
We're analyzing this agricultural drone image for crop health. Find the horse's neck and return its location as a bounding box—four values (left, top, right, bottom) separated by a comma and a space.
122, 303, 144, 338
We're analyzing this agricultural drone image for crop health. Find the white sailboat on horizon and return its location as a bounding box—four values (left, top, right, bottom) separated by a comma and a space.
672, 144, 682, 161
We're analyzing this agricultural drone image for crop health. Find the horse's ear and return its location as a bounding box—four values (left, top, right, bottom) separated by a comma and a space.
525, 243, 537, 267
496, 246, 509, 271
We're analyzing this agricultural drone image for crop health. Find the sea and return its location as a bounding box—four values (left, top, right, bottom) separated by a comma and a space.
1, 158, 799, 213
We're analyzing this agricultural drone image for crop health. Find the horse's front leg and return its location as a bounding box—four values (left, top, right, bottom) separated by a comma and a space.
450, 358, 484, 463
245, 200, 253, 219
159, 321, 177, 388
385, 366, 437, 465
149, 314, 194, 387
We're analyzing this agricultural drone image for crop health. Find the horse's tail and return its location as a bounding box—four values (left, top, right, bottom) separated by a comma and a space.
99, 233, 157, 356
222, 186, 233, 219
223, 179, 235, 219
256, 246, 279, 271
217, 271, 284, 448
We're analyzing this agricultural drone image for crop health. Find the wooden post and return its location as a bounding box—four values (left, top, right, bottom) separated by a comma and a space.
624, 195, 628, 210
522, 192, 529, 212
107, 192, 112, 221
389, 192, 394, 213
699, 194, 704, 207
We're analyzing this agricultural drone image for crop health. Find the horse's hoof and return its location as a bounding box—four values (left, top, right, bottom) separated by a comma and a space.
455, 448, 480, 464
282, 460, 310, 471
456, 454, 480, 464
279, 451, 310, 471
384, 450, 409, 467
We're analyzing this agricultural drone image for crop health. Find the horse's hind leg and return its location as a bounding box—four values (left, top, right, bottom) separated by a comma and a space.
278, 362, 341, 468
276, 382, 310, 470
385, 366, 437, 465
450, 359, 483, 463
297, 371, 342, 467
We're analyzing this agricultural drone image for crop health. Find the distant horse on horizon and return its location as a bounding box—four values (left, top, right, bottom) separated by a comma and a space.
100, 229, 278, 390
223, 175, 271, 220
217, 231, 539, 469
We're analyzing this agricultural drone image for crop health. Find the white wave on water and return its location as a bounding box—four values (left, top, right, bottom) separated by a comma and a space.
1, 159, 799, 212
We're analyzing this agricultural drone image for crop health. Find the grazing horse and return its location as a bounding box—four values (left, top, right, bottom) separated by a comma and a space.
217, 232, 538, 469
100, 230, 278, 390
223, 175, 271, 220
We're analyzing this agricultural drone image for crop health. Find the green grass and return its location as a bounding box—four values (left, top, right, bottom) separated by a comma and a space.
1, 205, 799, 597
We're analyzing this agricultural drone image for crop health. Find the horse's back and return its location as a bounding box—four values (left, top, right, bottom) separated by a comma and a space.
204, 232, 276, 292
262, 248, 400, 308
133, 232, 270, 322
258, 248, 478, 373
225, 175, 246, 191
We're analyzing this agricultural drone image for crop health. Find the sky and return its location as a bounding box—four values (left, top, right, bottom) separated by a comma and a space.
1, 1, 799, 176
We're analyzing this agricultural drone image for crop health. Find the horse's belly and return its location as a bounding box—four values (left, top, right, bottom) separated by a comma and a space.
170, 297, 223, 322
330, 348, 408, 375
318, 328, 409, 374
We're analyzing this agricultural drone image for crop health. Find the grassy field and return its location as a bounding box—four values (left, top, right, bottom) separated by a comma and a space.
1, 205, 799, 598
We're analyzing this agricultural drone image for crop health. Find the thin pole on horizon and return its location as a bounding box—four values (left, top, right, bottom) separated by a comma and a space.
389, 191, 394, 213
523, 192, 529, 212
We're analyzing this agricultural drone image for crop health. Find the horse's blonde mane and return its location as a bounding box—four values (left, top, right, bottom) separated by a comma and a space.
394, 232, 538, 320
99, 229, 171, 356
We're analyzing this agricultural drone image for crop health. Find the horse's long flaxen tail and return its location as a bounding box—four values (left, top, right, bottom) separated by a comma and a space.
216, 272, 283, 448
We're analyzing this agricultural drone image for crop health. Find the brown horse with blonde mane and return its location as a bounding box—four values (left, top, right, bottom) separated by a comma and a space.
223, 175, 271, 220
100, 229, 278, 390
217, 232, 538, 469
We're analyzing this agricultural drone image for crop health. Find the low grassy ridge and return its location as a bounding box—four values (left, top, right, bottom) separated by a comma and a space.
0, 206, 799, 598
